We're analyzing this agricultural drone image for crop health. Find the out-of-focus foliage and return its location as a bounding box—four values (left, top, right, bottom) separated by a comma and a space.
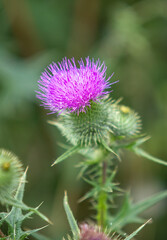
0, 0, 166, 239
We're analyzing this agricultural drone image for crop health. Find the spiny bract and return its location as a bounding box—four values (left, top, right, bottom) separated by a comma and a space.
0, 149, 23, 202
54, 100, 116, 147
109, 104, 141, 136
53, 101, 141, 147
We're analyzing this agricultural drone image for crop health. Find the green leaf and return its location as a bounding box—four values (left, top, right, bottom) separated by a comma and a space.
63, 192, 80, 239
132, 190, 167, 215
114, 135, 149, 149
123, 135, 167, 166
4, 170, 51, 224
101, 141, 120, 161
125, 219, 152, 240
32, 232, 52, 240
28, 204, 52, 224
14, 167, 27, 201
132, 136, 150, 147
24, 225, 48, 240
0, 169, 51, 240
51, 145, 82, 166
78, 186, 99, 202
110, 190, 167, 231
133, 147, 167, 166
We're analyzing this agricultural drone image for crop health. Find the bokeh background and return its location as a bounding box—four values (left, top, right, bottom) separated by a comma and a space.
0, 0, 167, 239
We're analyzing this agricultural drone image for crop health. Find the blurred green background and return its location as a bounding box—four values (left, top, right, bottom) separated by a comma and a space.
0, 0, 167, 239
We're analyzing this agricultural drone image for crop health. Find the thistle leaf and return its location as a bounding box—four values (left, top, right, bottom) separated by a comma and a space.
51, 145, 82, 166
63, 192, 80, 239
0, 170, 51, 240
101, 141, 120, 161
113, 135, 149, 149
31, 232, 52, 240
132, 136, 150, 147
29, 205, 52, 224
4, 169, 51, 224
132, 147, 167, 166
110, 190, 167, 231
14, 166, 27, 202
32, 232, 52, 240
24, 225, 49, 240
125, 219, 152, 240
18, 225, 48, 240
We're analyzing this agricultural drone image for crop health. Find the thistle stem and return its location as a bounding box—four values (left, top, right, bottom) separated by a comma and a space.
97, 160, 108, 229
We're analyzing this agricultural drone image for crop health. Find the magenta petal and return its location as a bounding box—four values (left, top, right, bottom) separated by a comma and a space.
37, 57, 116, 114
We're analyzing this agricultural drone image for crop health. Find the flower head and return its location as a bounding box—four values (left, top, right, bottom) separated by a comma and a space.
37, 57, 115, 114
79, 223, 111, 240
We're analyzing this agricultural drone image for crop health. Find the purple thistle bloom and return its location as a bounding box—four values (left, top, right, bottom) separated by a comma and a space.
37, 57, 116, 114
79, 223, 111, 240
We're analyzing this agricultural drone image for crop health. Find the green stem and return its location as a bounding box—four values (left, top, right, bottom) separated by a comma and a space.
97, 160, 108, 229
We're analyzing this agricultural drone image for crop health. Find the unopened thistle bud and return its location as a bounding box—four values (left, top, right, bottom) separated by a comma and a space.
0, 149, 23, 202
55, 100, 115, 146
109, 104, 141, 136
37, 57, 118, 147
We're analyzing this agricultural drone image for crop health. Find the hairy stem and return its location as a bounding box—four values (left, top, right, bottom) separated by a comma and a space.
97, 160, 108, 229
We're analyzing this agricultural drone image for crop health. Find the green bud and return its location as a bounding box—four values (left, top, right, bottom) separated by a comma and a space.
51, 100, 141, 150
109, 104, 141, 136
54, 101, 115, 147
0, 149, 23, 202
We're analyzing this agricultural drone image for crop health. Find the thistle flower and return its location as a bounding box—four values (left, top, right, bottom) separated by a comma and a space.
37, 57, 118, 148
79, 223, 111, 240
37, 57, 115, 114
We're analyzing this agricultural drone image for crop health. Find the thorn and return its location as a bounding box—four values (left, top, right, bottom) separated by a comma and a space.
25, 166, 29, 173
36, 201, 44, 209
51, 162, 56, 167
